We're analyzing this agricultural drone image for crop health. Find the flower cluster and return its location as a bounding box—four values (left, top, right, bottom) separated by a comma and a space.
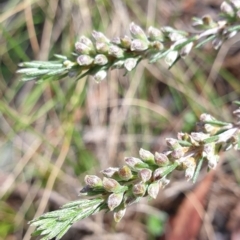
17, 1, 240, 83
79, 111, 239, 221
30, 105, 240, 240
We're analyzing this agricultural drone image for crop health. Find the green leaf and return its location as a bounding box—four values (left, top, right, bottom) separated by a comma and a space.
193, 157, 204, 183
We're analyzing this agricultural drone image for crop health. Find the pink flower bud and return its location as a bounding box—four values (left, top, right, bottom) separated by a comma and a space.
130, 39, 148, 51
107, 192, 124, 211
94, 54, 108, 65
84, 175, 102, 188
129, 22, 147, 41
118, 165, 133, 181
154, 152, 170, 166
132, 182, 146, 197
148, 181, 160, 199
138, 168, 152, 182
114, 208, 126, 222
77, 55, 93, 66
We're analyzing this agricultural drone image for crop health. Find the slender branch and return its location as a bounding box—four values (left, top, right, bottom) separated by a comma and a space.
17, 1, 240, 83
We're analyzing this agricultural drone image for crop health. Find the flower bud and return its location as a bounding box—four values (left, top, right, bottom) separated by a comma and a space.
159, 177, 170, 188
231, 0, 240, 9
92, 30, 109, 43
180, 42, 193, 58
171, 148, 186, 159
112, 60, 125, 69
118, 165, 133, 181
103, 177, 123, 193
130, 39, 148, 51
207, 155, 219, 169
185, 167, 195, 181
114, 208, 126, 222
138, 168, 152, 182
216, 128, 238, 143
203, 143, 215, 156
93, 70, 107, 83
129, 22, 148, 41
164, 51, 178, 67
94, 54, 108, 65
149, 41, 164, 51
111, 37, 121, 45
124, 157, 149, 170
202, 143, 219, 169
75, 42, 92, 55
108, 45, 124, 58
95, 42, 109, 54
148, 181, 160, 199
191, 132, 209, 142
154, 152, 170, 166
139, 148, 155, 163
166, 138, 181, 150
101, 167, 119, 178
169, 32, 185, 42
77, 55, 93, 66
124, 58, 138, 71
84, 175, 103, 188
132, 182, 147, 197
79, 36, 94, 49
221, 1, 235, 17
120, 35, 132, 48
107, 192, 124, 211
148, 26, 164, 41
153, 167, 168, 180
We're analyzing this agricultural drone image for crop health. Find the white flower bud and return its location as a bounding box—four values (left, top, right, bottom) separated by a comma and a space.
92, 30, 109, 43
79, 36, 94, 48
148, 26, 164, 41
107, 192, 124, 211
93, 70, 107, 83
77, 55, 93, 66
180, 42, 193, 58
108, 45, 124, 58
148, 182, 160, 199
164, 51, 178, 67
94, 54, 108, 65
129, 22, 148, 41
231, 0, 240, 9
114, 208, 126, 222
124, 58, 138, 71
139, 148, 155, 162
130, 39, 148, 51
221, 1, 235, 17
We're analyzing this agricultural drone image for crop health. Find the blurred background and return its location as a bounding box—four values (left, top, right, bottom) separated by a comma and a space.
1, 0, 240, 239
